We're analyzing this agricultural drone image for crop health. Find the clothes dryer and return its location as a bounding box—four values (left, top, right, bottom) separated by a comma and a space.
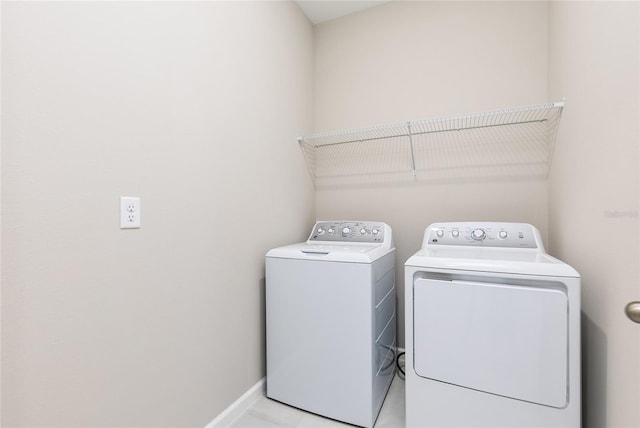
266, 221, 396, 428
405, 222, 580, 428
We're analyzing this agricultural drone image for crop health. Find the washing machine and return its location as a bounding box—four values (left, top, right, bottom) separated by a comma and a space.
405, 222, 580, 428
266, 221, 396, 428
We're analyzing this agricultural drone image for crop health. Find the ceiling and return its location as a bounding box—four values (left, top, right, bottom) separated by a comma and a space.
295, 0, 393, 25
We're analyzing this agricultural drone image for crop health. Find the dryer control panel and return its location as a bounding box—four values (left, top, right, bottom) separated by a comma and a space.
309, 221, 387, 243
424, 222, 542, 249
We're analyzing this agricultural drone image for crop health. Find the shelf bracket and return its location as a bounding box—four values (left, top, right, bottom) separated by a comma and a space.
407, 122, 416, 176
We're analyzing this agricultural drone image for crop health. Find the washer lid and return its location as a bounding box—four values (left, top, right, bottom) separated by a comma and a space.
266, 242, 392, 263
405, 247, 579, 277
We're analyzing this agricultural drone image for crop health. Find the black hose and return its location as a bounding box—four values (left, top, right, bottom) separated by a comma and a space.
396, 351, 405, 376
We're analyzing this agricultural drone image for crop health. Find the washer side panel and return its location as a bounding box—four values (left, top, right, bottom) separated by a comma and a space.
266, 257, 372, 426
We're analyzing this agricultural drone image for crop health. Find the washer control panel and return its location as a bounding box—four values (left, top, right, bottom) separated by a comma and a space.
425, 222, 540, 249
309, 221, 386, 243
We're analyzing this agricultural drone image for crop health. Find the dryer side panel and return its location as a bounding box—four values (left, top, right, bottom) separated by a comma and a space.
413, 278, 568, 408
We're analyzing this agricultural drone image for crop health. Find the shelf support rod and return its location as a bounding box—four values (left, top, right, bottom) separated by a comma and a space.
407, 122, 416, 176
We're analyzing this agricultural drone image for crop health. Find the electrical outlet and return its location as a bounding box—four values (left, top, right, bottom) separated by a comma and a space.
120, 196, 141, 229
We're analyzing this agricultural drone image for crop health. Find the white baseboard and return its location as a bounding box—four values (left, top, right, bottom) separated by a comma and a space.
204, 377, 266, 428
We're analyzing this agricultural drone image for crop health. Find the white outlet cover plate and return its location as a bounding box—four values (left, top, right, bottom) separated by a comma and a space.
120, 196, 141, 229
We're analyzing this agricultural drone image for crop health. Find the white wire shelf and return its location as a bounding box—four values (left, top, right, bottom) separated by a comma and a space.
298, 101, 564, 187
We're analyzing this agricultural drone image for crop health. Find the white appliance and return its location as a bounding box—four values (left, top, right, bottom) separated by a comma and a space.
266, 221, 396, 428
405, 222, 580, 428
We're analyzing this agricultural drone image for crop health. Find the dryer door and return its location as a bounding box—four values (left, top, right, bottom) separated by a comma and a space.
413, 278, 568, 408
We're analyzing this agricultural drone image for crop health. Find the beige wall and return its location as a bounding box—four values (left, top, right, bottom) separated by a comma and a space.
313, 1, 550, 347
548, 2, 640, 427
5, 2, 639, 428
1, 2, 314, 427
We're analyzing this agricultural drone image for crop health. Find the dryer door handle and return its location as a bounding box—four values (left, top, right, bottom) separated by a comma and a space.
624, 301, 640, 323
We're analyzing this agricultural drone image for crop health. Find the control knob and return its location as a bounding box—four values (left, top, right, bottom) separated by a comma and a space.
360, 228, 367, 235
341, 227, 351, 237
317, 227, 325, 235
471, 228, 486, 241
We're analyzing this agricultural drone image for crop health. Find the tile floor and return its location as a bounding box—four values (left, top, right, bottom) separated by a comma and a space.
229, 375, 405, 427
